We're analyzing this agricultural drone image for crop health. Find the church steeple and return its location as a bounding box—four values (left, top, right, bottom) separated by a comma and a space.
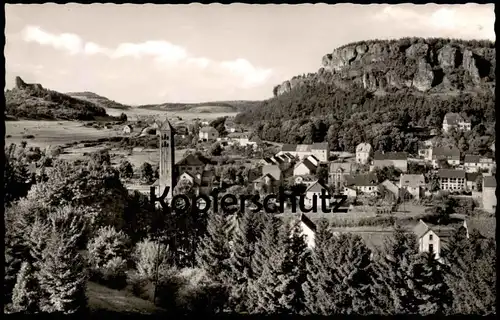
158, 115, 176, 201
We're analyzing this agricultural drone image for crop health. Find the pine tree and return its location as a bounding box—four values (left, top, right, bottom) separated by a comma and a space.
195, 210, 232, 284
377, 224, 421, 314
247, 213, 283, 314
11, 262, 40, 313
411, 252, 452, 315
227, 210, 259, 313
276, 221, 309, 314
37, 207, 88, 314
302, 219, 337, 315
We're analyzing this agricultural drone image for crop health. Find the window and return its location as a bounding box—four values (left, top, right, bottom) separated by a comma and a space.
429, 234, 433, 240
429, 244, 434, 253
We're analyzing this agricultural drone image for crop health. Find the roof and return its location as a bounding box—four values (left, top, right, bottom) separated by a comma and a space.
400, 174, 426, 188
413, 220, 457, 239
345, 173, 378, 187
295, 158, 317, 173
176, 154, 206, 166
282, 144, 297, 152
356, 143, 372, 153
464, 154, 481, 163
253, 173, 277, 183
200, 126, 218, 133
483, 176, 496, 188
465, 218, 496, 239
438, 169, 466, 179
311, 142, 329, 151
306, 180, 330, 193
306, 154, 320, 163
329, 162, 354, 173
300, 214, 316, 232
179, 172, 200, 186
157, 118, 175, 132
262, 165, 281, 181
380, 179, 399, 192
465, 172, 482, 182
373, 152, 408, 161
432, 146, 460, 158
444, 112, 470, 125
413, 220, 430, 238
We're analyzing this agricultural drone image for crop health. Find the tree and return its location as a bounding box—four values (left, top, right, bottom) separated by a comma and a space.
133, 238, 170, 281
11, 262, 40, 313
196, 210, 232, 284
140, 162, 155, 184
4, 152, 32, 206
118, 160, 134, 180
315, 166, 329, 183
37, 209, 88, 314
209, 142, 223, 156
475, 175, 483, 192
118, 112, 127, 122
87, 226, 131, 271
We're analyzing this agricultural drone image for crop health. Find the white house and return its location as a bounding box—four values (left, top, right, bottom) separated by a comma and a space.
345, 173, 379, 195
399, 174, 426, 200
442, 112, 471, 133
437, 169, 466, 192
304, 180, 331, 208
343, 186, 357, 198
293, 158, 317, 176
465, 172, 481, 192
298, 214, 316, 249
311, 143, 330, 162
413, 220, 456, 262
429, 146, 461, 168
355, 143, 372, 165
380, 179, 400, 200
464, 155, 495, 173
123, 125, 133, 134
482, 176, 497, 213
199, 126, 219, 142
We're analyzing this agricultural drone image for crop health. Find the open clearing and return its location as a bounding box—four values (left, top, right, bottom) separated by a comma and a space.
6, 120, 115, 149
87, 281, 164, 314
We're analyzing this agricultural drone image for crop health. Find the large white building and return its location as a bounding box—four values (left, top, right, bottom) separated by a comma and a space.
463, 155, 495, 173
437, 169, 466, 192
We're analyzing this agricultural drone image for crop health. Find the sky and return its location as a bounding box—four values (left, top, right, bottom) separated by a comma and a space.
5, 4, 495, 105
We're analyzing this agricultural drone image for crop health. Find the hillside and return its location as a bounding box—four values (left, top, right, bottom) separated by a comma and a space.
5, 77, 109, 121
236, 37, 495, 154
67, 91, 132, 110
138, 100, 261, 113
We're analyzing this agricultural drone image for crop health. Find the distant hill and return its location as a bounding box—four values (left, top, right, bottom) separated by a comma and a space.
67, 91, 132, 110
5, 77, 110, 121
137, 100, 262, 113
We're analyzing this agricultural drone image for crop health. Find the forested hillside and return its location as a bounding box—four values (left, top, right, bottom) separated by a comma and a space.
235, 37, 495, 155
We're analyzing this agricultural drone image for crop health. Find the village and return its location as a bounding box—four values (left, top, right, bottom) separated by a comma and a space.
114, 110, 496, 265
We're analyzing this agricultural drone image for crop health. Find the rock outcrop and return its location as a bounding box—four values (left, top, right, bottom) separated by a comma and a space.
273, 38, 495, 97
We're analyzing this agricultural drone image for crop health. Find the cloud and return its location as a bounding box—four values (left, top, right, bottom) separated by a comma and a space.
374, 5, 495, 40
20, 25, 273, 88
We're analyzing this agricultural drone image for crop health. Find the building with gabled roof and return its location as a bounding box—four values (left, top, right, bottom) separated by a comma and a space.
413, 220, 458, 262
437, 169, 466, 192
311, 142, 330, 162
299, 214, 316, 249
465, 172, 482, 192
329, 162, 355, 192
429, 146, 460, 168
482, 176, 496, 213
294, 158, 317, 176
199, 126, 219, 141
464, 154, 495, 173
399, 174, 426, 199
304, 180, 331, 208
345, 173, 379, 195
443, 112, 471, 133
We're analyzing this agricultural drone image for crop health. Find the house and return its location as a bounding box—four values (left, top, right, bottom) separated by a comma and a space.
465, 172, 482, 192
399, 174, 426, 199
293, 158, 317, 176
262, 164, 281, 181
199, 126, 219, 142
355, 143, 372, 165
123, 125, 133, 134
299, 214, 316, 249
176, 154, 207, 177
437, 169, 466, 192
253, 173, 279, 194
343, 186, 357, 198
329, 162, 355, 192
463, 217, 496, 240
482, 176, 496, 213
379, 179, 400, 200
372, 152, 408, 173
430, 146, 461, 168
304, 180, 331, 208
442, 112, 471, 133
418, 138, 437, 158
464, 155, 495, 173
311, 142, 330, 162
345, 173, 379, 195
224, 118, 238, 133
413, 220, 457, 262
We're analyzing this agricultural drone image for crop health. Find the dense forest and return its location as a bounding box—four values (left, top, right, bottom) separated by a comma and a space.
235, 37, 496, 155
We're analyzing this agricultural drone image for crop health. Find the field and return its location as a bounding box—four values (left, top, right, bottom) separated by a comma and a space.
5, 120, 116, 149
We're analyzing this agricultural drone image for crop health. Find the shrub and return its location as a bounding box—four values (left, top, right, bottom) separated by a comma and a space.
22, 134, 35, 139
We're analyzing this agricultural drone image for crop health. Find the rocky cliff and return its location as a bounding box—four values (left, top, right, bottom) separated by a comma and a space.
273, 38, 495, 96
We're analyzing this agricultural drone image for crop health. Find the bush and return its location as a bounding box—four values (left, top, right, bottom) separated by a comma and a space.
98, 257, 128, 290
22, 134, 35, 139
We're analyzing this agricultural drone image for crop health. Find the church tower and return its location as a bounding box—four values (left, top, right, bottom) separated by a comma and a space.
158, 117, 176, 201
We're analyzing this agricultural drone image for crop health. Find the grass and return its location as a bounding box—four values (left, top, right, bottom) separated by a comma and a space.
87, 281, 165, 315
